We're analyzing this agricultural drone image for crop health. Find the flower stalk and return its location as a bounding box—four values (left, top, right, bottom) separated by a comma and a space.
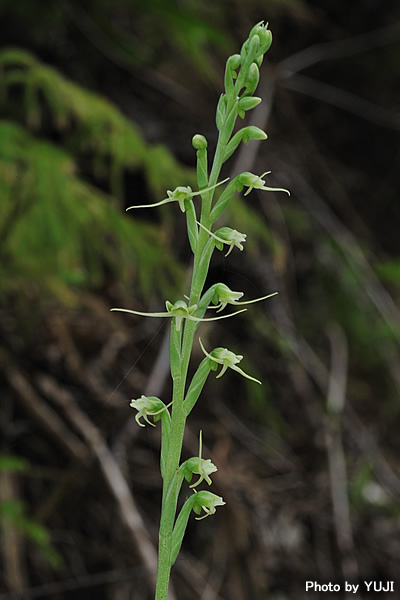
111, 22, 288, 600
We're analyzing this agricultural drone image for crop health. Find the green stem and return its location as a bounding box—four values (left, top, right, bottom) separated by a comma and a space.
155, 376, 185, 599
154, 29, 262, 599
155, 322, 196, 599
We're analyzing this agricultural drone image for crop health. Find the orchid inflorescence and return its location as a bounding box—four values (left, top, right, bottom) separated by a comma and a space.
111, 21, 288, 600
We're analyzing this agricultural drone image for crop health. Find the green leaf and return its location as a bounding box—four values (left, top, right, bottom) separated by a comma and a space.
170, 495, 196, 566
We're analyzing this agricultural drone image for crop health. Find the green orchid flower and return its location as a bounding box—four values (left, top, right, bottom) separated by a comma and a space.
126, 178, 229, 212
238, 171, 290, 196
192, 490, 226, 521
199, 338, 262, 384
210, 283, 278, 312
130, 395, 171, 428
197, 222, 247, 256
111, 299, 247, 331
180, 430, 217, 488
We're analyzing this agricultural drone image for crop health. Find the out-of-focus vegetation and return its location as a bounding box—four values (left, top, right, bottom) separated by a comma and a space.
1, 1, 400, 599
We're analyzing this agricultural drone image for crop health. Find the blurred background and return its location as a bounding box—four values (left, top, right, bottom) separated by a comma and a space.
1, 1, 400, 599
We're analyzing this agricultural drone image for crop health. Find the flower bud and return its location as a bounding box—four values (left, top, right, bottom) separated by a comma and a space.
240, 39, 249, 61
216, 93, 227, 131
238, 96, 262, 112
258, 28, 272, 54
243, 62, 260, 96
223, 126, 267, 161
248, 20, 265, 40
248, 34, 260, 58
225, 54, 241, 96
248, 21, 272, 56
241, 125, 267, 144
229, 53, 242, 70
192, 134, 207, 150
255, 54, 264, 68
238, 95, 262, 118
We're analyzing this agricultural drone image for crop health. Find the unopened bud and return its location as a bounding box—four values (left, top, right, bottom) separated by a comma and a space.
243, 62, 260, 96
192, 134, 208, 150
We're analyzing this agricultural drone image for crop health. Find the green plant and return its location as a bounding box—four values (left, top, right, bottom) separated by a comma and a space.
0, 49, 194, 306
111, 22, 289, 600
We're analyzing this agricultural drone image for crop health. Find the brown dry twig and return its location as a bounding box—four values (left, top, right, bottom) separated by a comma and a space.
325, 324, 358, 583
0, 348, 89, 464
36, 374, 170, 599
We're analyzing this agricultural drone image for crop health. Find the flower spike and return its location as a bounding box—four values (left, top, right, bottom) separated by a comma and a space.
111, 299, 247, 331
199, 338, 262, 384
197, 222, 247, 256
127, 178, 230, 212
238, 171, 290, 197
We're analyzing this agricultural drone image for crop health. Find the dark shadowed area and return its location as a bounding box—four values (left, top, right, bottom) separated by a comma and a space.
1, 1, 400, 599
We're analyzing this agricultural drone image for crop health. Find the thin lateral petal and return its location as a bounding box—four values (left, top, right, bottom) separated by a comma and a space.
126, 197, 176, 211
187, 309, 247, 324
111, 308, 171, 318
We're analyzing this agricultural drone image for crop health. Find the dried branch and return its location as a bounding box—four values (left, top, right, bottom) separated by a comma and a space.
0, 471, 27, 593
0, 348, 89, 464
36, 374, 171, 599
325, 324, 358, 582
279, 73, 400, 132
279, 21, 400, 74
291, 168, 400, 344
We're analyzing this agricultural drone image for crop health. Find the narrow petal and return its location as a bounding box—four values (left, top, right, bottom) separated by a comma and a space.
196, 221, 234, 249
216, 364, 229, 379
126, 197, 175, 211
191, 177, 230, 197
143, 414, 157, 427
261, 185, 290, 195
234, 292, 278, 305
188, 308, 246, 324
135, 414, 146, 427
198, 338, 223, 365
111, 308, 170, 318
231, 364, 262, 385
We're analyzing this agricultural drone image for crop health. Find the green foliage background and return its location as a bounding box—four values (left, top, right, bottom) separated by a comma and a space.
1, 1, 400, 599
